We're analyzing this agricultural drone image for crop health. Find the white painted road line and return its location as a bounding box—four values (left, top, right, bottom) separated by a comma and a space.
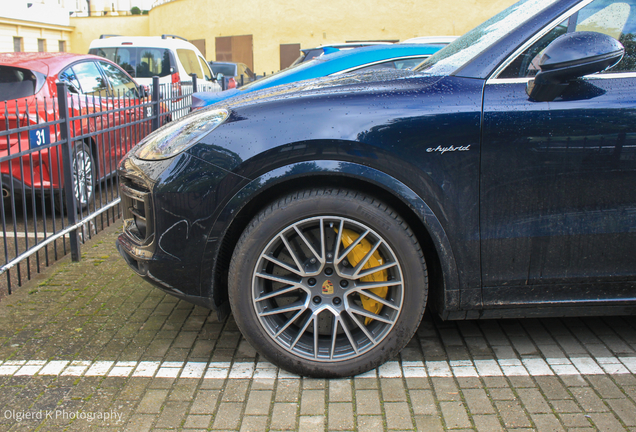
0, 357, 635, 379
426, 361, 453, 377
522, 358, 554, 376
15, 360, 46, 376
38, 360, 68, 375
132, 361, 160, 377
498, 358, 529, 376
378, 361, 402, 378
85, 361, 114, 377
451, 360, 479, 377
204, 362, 230, 379
474, 359, 503, 377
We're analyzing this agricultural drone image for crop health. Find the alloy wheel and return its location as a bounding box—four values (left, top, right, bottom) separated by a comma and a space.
251, 216, 404, 362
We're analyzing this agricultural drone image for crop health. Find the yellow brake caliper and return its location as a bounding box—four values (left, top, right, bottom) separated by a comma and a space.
338, 228, 388, 325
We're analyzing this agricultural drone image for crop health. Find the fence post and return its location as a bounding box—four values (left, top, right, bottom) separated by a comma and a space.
152, 76, 160, 132
55, 82, 81, 261
191, 73, 197, 94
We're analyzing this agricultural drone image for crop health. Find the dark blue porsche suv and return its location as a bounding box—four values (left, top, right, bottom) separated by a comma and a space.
116, 0, 636, 377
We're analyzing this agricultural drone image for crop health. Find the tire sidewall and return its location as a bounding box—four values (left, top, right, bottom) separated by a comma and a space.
229, 190, 427, 378
72, 142, 95, 208
54, 142, 96, 214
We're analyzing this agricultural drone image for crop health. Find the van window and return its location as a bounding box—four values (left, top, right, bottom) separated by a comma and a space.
177, 49, 204, 79
199, 56, 214, 81
89, 47, 173, 78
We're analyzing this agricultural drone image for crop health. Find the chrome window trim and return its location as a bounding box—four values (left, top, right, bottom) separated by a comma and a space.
330, 55, 430, 75
488, 71, 636, 85
487, 0, 594, 83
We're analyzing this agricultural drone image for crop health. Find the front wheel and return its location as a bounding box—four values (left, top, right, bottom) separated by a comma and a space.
228, 189, 428, 378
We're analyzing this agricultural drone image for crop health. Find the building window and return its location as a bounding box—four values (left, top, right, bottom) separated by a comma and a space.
38, 39, 46, 52
13, 37, 22, 52
59, 40, 66, 52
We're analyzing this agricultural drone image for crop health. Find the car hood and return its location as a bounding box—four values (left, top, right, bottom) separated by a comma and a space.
215, 70, 443, 109
213, 69, 444, 110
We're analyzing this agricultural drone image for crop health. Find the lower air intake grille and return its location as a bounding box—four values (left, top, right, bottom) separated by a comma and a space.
120, 179, 153, 244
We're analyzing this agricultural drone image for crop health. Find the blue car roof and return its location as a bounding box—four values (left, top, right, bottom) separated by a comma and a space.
195, 43, 445, 106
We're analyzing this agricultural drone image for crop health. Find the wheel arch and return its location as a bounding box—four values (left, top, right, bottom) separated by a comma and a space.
209, 160, 460, 319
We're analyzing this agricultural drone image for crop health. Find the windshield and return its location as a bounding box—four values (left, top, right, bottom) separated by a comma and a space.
239, 59, 321, 90
90, 47, 173, 78
211, 64, 236, 76
415, 0, 560, 75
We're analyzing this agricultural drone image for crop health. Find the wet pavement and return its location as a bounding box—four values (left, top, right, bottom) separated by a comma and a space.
1, 223, 636, 431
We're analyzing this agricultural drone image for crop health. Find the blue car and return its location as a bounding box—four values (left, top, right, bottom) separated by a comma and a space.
118, 0, 636, 379
191, 43, 444, 108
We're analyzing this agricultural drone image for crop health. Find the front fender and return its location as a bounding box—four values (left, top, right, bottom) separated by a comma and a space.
201, 159, 460, 317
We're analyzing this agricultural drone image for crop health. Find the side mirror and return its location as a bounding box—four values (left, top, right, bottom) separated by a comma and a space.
527, 31, 624, 102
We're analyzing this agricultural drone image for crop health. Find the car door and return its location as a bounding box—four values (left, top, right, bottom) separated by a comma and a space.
58, 60, 112, 185
480, 0, 636, 305
97, 60, 146, 166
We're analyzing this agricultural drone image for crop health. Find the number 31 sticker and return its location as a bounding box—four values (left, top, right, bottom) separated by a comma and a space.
29, 126, 51, 149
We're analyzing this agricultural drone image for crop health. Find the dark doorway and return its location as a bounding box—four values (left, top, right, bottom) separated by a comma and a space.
280, 43, 301, 70
215, 35, 254, 70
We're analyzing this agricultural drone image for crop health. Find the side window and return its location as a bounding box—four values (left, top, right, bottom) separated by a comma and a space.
58, 67, 81, 94
500, 0, 636, 78
499, 20, 568, 78
70, 61, 110, 97
199, 56, 214, 81
137, 48, 173, 78
99, 61, 139, 98
177, 49, 204, 79
354, 61, 398, 73
351, 57, 429, 73
90, 47, 136, 77
394, 57, 428, 69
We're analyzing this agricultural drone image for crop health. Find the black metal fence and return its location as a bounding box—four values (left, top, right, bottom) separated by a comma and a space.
0, 75, 203, 296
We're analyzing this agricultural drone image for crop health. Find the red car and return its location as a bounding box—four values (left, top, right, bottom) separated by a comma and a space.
0, 52, 152, 210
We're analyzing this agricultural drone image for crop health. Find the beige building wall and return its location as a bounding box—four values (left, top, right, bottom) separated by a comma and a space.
0, 18, 73, 53
70, 15, 150, 54
69, 0, 517, 74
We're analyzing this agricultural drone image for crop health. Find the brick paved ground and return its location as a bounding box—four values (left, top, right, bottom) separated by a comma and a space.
1, 223, 636, 431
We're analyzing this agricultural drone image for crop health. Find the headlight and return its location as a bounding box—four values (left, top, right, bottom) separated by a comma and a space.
136, 108, 229, 160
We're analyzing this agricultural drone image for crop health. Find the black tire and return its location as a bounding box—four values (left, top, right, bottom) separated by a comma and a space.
55, 142, 95, 213
228, 188, 428, 378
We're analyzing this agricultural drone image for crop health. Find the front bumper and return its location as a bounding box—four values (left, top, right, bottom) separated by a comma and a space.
115, 152, 246, 314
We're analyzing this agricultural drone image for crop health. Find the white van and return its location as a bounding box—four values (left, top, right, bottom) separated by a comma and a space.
89, 35, 221, 117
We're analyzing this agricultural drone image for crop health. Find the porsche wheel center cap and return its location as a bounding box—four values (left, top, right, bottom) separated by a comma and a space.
321, 280, 334, 295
